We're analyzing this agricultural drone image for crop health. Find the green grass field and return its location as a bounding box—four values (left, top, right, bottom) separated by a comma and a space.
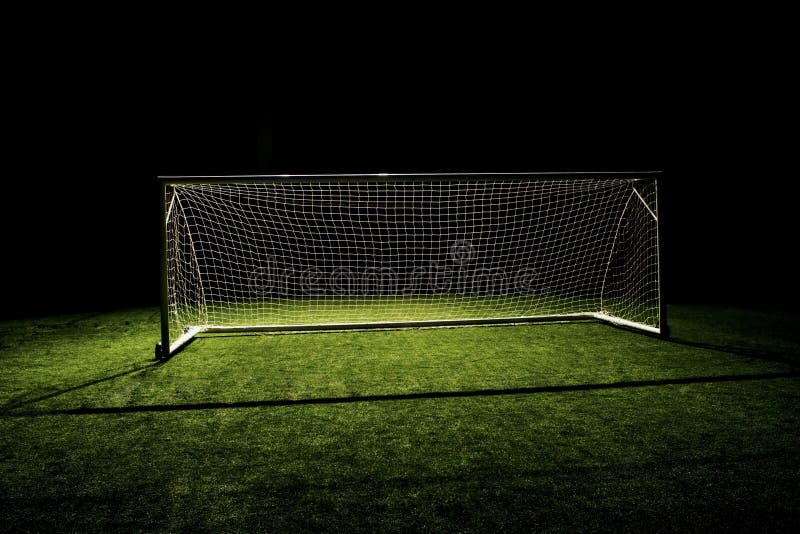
1, 305, 799, 532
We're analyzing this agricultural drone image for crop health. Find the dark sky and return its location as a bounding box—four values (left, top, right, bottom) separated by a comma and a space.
2, 75, 792, 318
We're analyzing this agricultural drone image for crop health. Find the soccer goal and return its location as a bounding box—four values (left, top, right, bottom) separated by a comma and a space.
157, 172, 667, 358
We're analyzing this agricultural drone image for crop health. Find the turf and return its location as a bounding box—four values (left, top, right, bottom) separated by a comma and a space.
1, 306, 799, 532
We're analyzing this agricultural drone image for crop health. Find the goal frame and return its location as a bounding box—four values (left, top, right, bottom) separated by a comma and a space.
157, 171, 667, 359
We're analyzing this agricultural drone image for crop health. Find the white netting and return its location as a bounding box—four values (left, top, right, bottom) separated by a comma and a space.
165, 175, 661, 344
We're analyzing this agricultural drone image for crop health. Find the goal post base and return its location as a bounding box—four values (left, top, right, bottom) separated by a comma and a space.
156, 326, 206, 360
659, 324, 671, 340
157, 313, 662, 357
202, 314, 599, 334
591, 313, 662, 336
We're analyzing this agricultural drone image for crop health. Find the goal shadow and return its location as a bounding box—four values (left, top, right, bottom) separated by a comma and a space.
4, 369, 798, 418
664, 337, 800, 368
0, 361, 162, 412
6, 320, 799, 418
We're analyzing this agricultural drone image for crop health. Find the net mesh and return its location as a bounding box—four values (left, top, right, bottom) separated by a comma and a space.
165, 175, 660, 343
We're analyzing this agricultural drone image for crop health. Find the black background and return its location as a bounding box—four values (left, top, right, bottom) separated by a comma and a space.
2, 59, 793, 318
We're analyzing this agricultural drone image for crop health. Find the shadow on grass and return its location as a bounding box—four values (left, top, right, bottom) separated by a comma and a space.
3, 370, 798, 418
601, 321, 800, 368
1, 362, 162, 411
666, 337, 800, 368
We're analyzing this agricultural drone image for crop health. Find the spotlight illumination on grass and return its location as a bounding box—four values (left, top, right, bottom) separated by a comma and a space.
1, 305, 799, 531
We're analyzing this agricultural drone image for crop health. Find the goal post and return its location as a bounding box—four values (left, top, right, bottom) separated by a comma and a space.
156, 172, 667, 359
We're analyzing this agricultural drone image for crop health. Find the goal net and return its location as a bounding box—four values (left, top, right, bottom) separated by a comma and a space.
158, 173, 665, 357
